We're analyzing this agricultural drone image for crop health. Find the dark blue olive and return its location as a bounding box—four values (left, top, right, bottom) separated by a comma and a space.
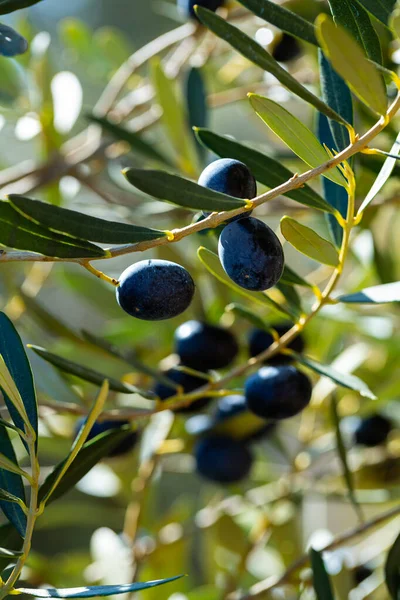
218, 217, 284, 291
174, 320, 238, 371
353, 565, 373, 586
177, 0, 224, 20
154, 367, 211, 413
195, 435, 253, 483
116, 260, 195, 321
198, 158, 257, 200
354, 414, 392, 447
245, 365, 312, 420
75, 419, 138, 458
249, 323, 305, 364
213, 394, 276, 442
0, 24, 28, 57
271, 33, 302, 63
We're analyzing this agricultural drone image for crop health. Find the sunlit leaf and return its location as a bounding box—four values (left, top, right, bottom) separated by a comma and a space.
236, 0, 318, 45
9, 195, 166, 245
17, 576, 184, 597
293, 353, 377, 399
358, 132, 400, 215
249, 94, 346, 187
316, 15, 387, 115
29, 345, 154, 398
385, 531, 400, 599
194, 128, 335, 213
356, 0, 397, 26
124, 168, 247, 212
328, 0, 382, 63
0, 0, 43, 14
310, 548, 335, 600
337, 281, 400, 303
195, 6, 348, 126
0, 427, 26, 537
281, 217, 340, 266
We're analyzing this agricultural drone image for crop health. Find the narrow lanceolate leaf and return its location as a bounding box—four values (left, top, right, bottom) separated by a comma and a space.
186, 67, 207, 162
310, 548, 335, 600
280, 265, 312, 288
249, 95, 345, 188
17, 577, 184, 598
358, 132, 400, 215
276, 282, 302, 317
226, 303, 269, 331
29, 345, 154, 398
385, 531, 400, 599
0, 0, 43, 13
194, 128, 335, 214
0, 24, 28, 57
39, 427, 135, 505
197, 247, 290, 318
328, 0, 382, 64
0, 427, 26, 537
9, 195, 166, 245
318, 112, 348, 248
87, 115, 172, 166
337, 281, 400, 304
390, 10, 400, 38
331, 396, 363, 521
0, 313, 38, 450
281, 217, 339, 267
0, 547, 22, 558
293, 353, 377, 400
316, 15, 387, 116
0, 201, 105, 259
151, 58, 197, 176
356, 0, 397, 26
237, 0, 318, 45
195, 6, 348, 127
124, 168, 247, 212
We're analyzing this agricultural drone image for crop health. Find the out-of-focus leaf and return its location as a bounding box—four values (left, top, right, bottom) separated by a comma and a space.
9, 195, 166, 244
38, 427, 135, 505
0, 547, 22, 558
316, 15, 387, 115
0, 24, 27, 57
356, 0, 396, 26
88, 115, 172, 166
197, 246, 290, 318
17, 577, 184, 598
0, 202, 105, 259
29, 345, 154, 398
151, 58, 197, 176
124, 168, 247, 211
280, 265, 312, 288
0, 56, 25, 105
0, 0, 42, 14
249, 94, 345, 187
310, 548, 335, 600
318, 112, 348, 248
358, 132, 400, 215
237, 0, 318, 45
337, 281, 400, 303
390, 10, 400, 38
281, 217, 339, 266
0, 523, 22, 572
276, 282, 302, 317
195, 7, 348, 126
328, 0, 382, 63
226, 303, 269, 331
0, 312, 37, 450
0, 427, 26, 537
194, 128, 335, 213
331, 395, 363, 521
186, 67, 207, 162
293, 352, 377, 399
385, 531, 400, 599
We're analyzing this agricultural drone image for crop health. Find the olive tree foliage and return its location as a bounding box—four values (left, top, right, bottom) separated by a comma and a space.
0, 0, 399, 599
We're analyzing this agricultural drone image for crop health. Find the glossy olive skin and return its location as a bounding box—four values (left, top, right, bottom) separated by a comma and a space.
174, 320, 238, 371
218, 217, 284, 291
195, 435, 253, 483
245, 365, 312, 420
177, 0, 224, 20
75, 419, 138, 458
116, 260, 195, 321
248, 323, 305, 364
354, 414, 392, 447
154, 367, 211, 413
